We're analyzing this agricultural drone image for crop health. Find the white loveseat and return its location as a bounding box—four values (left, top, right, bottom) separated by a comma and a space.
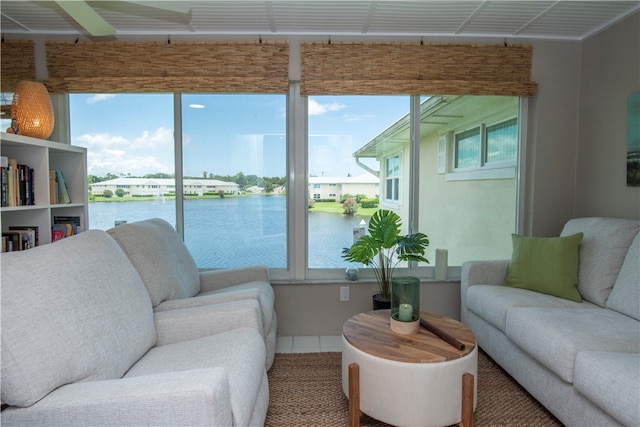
461, 217, 640, 427
1, 226, 275, 426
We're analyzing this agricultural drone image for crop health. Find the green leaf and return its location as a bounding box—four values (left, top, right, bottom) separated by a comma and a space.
396, 232, 430, 263
368, 209, 402, 248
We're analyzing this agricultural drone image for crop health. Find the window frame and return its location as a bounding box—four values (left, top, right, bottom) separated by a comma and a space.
62, 88, 527, 282
446, 116, 519, 183
385, 154, 401, 203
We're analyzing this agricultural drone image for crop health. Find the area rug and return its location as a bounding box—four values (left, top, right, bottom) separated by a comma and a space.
265, 350, 563, 426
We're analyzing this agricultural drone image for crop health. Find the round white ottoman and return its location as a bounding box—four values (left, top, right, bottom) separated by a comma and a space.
342, 310, 478, 427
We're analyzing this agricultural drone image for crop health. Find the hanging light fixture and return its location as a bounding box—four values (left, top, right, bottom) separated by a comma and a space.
9, 81, 55, 139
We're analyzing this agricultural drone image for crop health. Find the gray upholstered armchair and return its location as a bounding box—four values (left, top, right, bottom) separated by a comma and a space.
107, 218, 277, 369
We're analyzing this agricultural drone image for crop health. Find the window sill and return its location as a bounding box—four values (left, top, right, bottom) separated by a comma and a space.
446, 166, 516, 181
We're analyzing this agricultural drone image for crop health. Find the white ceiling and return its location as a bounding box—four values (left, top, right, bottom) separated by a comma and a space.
1, 1, 639, 42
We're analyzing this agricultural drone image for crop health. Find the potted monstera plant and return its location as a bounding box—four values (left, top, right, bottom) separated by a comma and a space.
342, 209, 430, 309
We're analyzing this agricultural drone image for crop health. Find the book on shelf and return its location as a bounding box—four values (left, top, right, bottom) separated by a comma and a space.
2, 228, 36, 252
49, 170, 58, 204
51, 226, 66, 242
8, 225, 39, 247
1, 156, 7, 207
53, 170, 71, 204
52, 216, 81, 241
1, 158, 35, 208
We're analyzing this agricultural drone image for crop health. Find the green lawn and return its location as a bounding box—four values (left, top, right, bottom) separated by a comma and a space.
309, 201, 377, 217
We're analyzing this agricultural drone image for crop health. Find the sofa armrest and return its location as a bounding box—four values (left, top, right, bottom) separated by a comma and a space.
460, 260, 510, 324
199, 265, 269, 292
461, 260, 510, 287
154, 299, 264, 346
1, 369, 232, 426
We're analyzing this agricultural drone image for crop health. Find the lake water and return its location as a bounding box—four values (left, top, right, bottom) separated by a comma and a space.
89, 196, 363, 268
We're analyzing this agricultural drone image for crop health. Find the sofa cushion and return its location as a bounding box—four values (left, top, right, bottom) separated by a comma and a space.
108, 218, 201, 307
156, 281, 275, 337
466, 285, 595, 333
506, 307, 640, 383
561, 217, 640, 307
1, 230, 156, 407
605, 232, 640, 321
125, 327, 266, 427
574, 351, 640, 427
504, 233, 583, 302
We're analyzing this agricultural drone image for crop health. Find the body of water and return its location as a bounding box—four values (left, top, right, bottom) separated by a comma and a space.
89, 196, 364, 268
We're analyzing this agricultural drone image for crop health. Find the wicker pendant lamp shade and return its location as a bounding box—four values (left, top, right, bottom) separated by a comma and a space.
10, 81, 55, 139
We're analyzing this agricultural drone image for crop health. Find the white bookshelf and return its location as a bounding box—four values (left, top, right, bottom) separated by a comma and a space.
1, 132, 88, 245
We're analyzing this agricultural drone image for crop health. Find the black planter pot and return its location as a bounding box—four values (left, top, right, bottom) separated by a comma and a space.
372, 294, 391, 310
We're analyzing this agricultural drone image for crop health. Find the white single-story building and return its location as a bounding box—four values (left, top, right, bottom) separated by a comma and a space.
308, 173, 379, 202
90, 177, 240, 197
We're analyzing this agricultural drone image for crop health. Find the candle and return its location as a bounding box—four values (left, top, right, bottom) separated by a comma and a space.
398, 303, 413, 321
435, 248, 448, 280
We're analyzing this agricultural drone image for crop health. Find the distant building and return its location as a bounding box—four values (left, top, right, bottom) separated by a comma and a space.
308, 173, 379, 202
90, 177, 239, 197
245, 185, 265, 194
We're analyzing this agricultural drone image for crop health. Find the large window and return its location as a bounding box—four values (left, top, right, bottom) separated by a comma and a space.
70, 94, 176, 230
180, 94, 287, 269
69, 91, 521, 278
307, 96, 409, 269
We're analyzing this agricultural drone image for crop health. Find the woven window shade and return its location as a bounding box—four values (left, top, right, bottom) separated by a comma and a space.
44, 41, 289, 94
1, 41, 36, 92
301, 42, 537, 97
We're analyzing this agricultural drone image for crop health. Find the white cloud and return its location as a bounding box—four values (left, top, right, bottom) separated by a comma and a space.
308, 99, 346, 116
133, 127, 173, 148
86, 94, 115, 104
342, 113, 375, 123
75, 132, 128, 149
75, 128, 173, 177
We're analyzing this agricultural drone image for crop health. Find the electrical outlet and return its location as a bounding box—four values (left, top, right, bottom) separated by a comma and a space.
340, 286, 350, 302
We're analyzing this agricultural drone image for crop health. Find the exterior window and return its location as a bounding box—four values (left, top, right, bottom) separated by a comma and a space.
455, 128, 481, 169
385, 155, 400, 201
454, 117, 518, 169
486, 118, 518, 163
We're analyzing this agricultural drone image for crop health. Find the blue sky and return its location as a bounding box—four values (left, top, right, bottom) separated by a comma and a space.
69, 93, 410, 178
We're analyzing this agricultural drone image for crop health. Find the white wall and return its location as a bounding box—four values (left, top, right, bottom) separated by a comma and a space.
576, 12, 640, 219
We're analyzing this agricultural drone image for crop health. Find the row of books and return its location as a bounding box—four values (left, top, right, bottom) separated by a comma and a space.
0, 156, 72, 207
1, 216, 81, 252
2, 226, 38, 252
51, 216, 81, 242
1, 156, 35, 207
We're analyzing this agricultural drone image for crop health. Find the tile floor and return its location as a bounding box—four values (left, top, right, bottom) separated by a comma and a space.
276, 335, 343, 353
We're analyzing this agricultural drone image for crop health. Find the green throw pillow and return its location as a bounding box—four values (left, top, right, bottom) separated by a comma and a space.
504, 232, 583, 302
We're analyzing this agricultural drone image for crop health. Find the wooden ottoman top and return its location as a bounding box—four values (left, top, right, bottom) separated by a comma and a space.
343, 310, 476, 363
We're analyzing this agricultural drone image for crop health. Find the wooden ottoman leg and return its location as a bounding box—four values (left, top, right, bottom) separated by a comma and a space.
460, 372, 474, 427
349, 363, 361, 427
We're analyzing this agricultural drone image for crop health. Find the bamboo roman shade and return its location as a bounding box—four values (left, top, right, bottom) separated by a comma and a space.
44, 41, 289, 94
301, 42, 537, 97
1, 41, 36, 92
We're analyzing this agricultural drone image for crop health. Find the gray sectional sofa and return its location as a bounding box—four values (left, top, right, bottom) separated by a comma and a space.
1, 218, 276, 426
462, 217, 640, 427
